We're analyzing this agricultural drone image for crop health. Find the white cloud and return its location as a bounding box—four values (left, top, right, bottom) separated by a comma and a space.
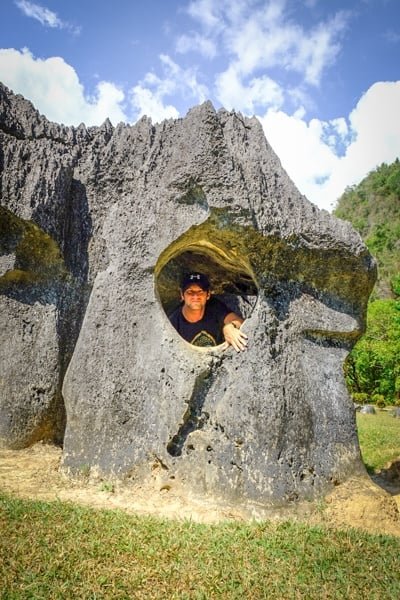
0, 48, 126, 126
325, 81, 400, 205
259, 109, 338, 209
130, 85, 179, 123
329, 118, 348, 139
258, 81, 400, 211
0, 48, 209, 127
15, 0, 61, 27
185, 0, 349, 89
176, 32, 217, 58
86, 82, 126, 126
15, 0, 80, 35
183, 0, 351, 126
292, 14, 347, 85
216, 64, 284, 113
130, 54, 209, 123
384, 29, 400, 44
186, 0, 221, 30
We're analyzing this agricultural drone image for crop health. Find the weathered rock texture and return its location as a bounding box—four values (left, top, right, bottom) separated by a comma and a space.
0, 83, 376, 506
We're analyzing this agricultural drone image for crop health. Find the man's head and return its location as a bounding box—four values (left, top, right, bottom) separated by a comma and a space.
180, 272, 211, 309
181, 272, 210, 293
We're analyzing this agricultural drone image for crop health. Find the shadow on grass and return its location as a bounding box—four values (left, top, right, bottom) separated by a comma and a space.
370, 458, 400, 495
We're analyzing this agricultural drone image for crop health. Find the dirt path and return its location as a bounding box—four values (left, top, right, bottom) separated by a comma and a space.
1, 442, 399, 536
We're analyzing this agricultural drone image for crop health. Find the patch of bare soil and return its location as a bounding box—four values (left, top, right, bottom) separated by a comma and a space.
0, 442, 399, 536
320, 475, 400, 537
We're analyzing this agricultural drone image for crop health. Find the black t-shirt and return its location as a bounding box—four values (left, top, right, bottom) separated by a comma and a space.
169, 297, 231, 347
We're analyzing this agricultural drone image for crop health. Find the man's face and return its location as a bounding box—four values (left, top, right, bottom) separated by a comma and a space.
180, 285, 210, 310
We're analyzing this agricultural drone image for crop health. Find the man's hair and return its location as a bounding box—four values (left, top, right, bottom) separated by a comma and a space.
181, 272, 210, 292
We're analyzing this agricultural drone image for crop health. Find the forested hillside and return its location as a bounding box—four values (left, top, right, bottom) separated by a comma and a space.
334, 160, 400, 404
335, 159, 400, 298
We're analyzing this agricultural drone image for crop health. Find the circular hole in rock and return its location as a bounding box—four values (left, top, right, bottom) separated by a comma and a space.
156, 244, 258, 346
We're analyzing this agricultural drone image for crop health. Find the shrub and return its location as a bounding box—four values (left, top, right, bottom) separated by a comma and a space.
372, 394, 386, 408
344, 300, 400, 404
352, 392, 369, 404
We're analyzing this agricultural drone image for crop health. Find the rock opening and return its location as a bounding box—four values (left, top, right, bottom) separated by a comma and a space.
155, 224, 259, 345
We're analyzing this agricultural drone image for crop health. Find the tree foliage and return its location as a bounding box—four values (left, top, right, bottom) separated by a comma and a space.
344, 300, 400, 403
335, 159, 400, 403
335, 159, 400, 298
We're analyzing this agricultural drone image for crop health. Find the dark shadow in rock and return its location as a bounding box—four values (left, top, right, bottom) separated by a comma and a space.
167, 369, 214, 457
0, 179, 92, 447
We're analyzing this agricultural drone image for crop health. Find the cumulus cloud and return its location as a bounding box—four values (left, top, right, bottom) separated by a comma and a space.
216, 64, 284, 113
291, 14, 347, 86
130, 54, 208, 123
0, 48, 208, 127
184, 0, 349, 95
0, 48, 126, 125
15, 0, 80, 35
259, 109, 339, 209
325, 81, 400, 204
130, 85, 179, 123
258, 81, 400, 211
229, 9, 347, 108
179, 1, 351, 121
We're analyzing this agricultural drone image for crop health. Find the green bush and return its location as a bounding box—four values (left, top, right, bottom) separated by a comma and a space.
372, 394, 386, 408
352, 392, 369, 404
391, 274, 400, 297
344, 300, 400, 404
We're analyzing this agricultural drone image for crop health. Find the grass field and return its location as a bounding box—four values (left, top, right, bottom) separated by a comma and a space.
356, 409, 400, 472
0, 411, 399, 599
1, 493, 399, 599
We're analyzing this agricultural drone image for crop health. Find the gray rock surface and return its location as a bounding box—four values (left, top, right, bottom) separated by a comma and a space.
360, 405, 376, 415
0, 82, 376, 504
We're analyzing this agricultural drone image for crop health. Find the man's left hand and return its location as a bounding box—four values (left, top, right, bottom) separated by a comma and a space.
223, 322, 248, 352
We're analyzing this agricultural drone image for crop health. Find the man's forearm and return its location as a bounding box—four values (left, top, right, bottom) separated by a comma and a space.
224, 312, 244, 328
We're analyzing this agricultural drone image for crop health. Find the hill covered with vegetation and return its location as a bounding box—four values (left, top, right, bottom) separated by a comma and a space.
335, 159, 400, 298
334, 159, 400, 404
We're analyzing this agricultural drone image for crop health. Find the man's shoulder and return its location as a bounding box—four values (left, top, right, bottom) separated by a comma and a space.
208, 296, 225, 307
207, 296, 230, 316
169, 304, 182, 325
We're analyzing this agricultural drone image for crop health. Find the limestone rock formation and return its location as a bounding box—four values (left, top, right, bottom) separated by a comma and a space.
0, 82, 376, 506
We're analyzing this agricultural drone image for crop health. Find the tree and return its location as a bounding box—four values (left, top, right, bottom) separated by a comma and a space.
335, 159, 400, 403
344, 300, 400, 403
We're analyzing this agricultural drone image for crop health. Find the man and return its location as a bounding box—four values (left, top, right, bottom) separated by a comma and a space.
169, 272, 248, 352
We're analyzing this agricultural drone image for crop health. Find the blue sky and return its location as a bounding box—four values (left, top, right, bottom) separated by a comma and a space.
1, 0, 399, 211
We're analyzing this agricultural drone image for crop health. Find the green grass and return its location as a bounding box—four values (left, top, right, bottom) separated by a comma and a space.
1, 493, 400, 599
1, 412, 400, 599
356, 409, 400, 472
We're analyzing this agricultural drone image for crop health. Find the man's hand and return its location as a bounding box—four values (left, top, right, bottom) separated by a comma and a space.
223, 322, 248, 352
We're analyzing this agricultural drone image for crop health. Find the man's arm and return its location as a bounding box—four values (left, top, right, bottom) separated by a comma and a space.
223, 312, 248, 352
